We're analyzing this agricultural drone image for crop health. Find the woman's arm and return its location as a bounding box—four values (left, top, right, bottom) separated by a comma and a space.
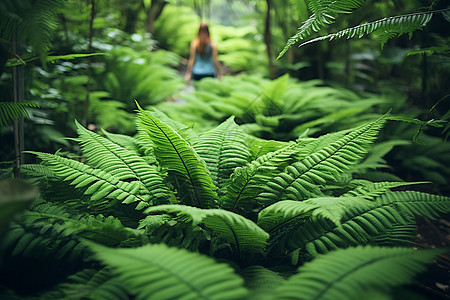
211, 42, 222, 79
185, 40, 197, 82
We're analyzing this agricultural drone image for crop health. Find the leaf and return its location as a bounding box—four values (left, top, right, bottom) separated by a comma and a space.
273, 246, 443, 300
137, 106, 218, 208
256, 116, 386, 205
88, 242, 249, 300
193, 117, 251, 192
296, 10, 434, 49
0, 102, 39, 127
146, 205, 269, 254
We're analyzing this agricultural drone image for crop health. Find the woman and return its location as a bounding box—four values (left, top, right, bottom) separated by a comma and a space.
185, 23, 222, 82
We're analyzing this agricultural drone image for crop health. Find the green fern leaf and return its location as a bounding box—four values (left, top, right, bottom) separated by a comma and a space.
138, 107, 218, 208
75, 121, 173, 206
256, 117, 385, 206
220, 140, 307, 214
62, 214, 144, 247
146, 205, 269, 254
298, 10, 435, 49
241, 266, 286, 300
139, 214, 207, 250
273, 246, 443, 300
382, 190, 450, 220
266, 190, 449, 256
278, 0, 364, 58
88, 242, 249, 300
343, 181, 430, 200
1, 201, 88, 262
192, 117, 252, 192
53, 268, 129, 300
0, 102, 39, 127
29, 152, 152, 210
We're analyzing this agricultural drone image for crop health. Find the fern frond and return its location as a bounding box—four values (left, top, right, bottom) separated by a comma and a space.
343, 181, 430, 200
88, 242, 249, 300
241, 266, 286, 300
61, 214, 144, 247
273, 246, 443, 300
139, 214, 207, 250
0, 0, 67, 60
382, 190, 450, 220
220, 140, 307, 215
369, 223, 418, 247
0, 102, 39, 127
29, 152, 152, 210
278, 0, 364, 58
1, 201, 88, 262
146, 205, 269, 255
256, 117, 385, 206
298, 10, 436, 49
75, 121, 173, 206
263, 191, 449, 256
137, 107, 218, 208
192, 117, 252, 192
51, 268, 129, 300
102, 129, 140, 154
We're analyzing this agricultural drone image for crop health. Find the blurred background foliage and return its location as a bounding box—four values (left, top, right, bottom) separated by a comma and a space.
0, 0, 449, 193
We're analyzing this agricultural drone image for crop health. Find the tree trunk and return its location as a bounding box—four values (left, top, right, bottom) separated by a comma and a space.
264, 0, 275, 79
12, 32, 24, 176
146, 0, 167, 34
82, 0, 96, 127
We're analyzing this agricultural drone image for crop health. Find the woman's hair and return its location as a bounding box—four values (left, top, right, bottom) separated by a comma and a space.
196, 23, 211, 56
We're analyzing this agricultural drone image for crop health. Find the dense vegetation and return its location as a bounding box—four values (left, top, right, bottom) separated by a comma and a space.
1, 0, 449, 299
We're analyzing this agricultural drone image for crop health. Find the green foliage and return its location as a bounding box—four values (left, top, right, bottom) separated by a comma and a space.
2, 110, 448, 298
0, 0, 67, 61
138, 107, 218, 208
89, 242, 249, 300
0, 179, 37, 238
273, 246, 443, 300
279, 0, 364, 58
0, 102, 39, 127
279, 1, 449, 55
157, 74, 389, 139
101, 47, 185, 108
299, 11, 434, 49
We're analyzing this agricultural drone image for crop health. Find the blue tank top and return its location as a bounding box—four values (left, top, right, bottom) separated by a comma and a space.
192, 43, 216, 75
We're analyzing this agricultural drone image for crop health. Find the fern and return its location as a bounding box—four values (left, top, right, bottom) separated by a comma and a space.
259, 191, 450, 256
146, 205, 269, 255
138, 106, 218, 208
1, 201, 88, 262
220, 140, 308, 215
28, 152, 152, 211
342, 181, 430, 200
42, 268, 129, 300
0, 0, 67, 61
241, 266, 286, 300
273, 246, 443, 300
0, 102, 39, 127
298, 10, 436, 49
192, 117, 252, 192
278, 0, 365, 58
88, 242, 249, 300
256, 116, 385, 206
75, 121, 173, 205
139, 214, 207, 251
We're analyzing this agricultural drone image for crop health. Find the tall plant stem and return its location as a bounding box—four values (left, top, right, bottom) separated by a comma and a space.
82, 0, 96, 127
12, 31, 24, 176
264, 0, 275, 79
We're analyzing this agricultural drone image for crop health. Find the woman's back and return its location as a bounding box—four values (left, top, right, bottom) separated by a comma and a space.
192, 43, 215, 75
